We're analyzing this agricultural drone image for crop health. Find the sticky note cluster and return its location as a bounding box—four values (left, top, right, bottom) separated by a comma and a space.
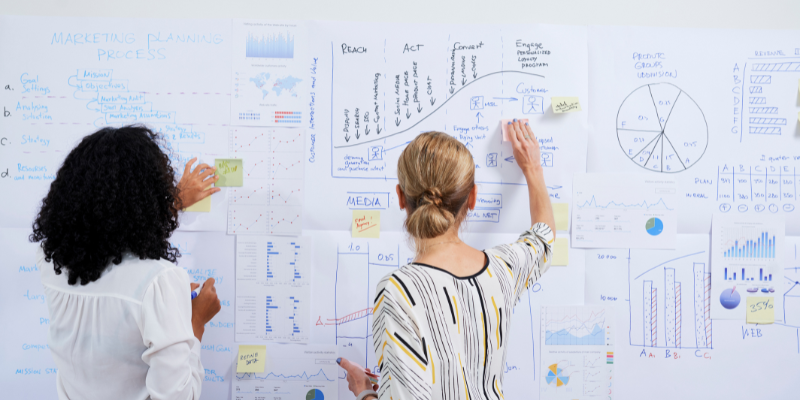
551, 97, 581, 113
215, 158, 243, 187
237, 345, 266, 373
352, 210, 380, 238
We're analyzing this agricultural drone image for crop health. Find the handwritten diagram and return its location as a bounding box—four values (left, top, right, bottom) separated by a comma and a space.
616, 83, 708, 173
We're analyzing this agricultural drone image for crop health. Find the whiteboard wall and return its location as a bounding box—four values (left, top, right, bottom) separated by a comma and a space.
1, 3, 800, 400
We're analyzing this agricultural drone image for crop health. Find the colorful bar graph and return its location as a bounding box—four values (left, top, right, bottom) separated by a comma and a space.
723, 232, 776, 259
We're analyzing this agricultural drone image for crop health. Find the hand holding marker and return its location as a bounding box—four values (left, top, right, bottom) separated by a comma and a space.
191, 280, 205, 300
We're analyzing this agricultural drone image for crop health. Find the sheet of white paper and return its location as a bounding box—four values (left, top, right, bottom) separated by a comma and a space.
304, 21, 589, 233
170, 231, 236, 398
0, 16, 231, 232
572, 173, 677, 249
231, 343, 337, 400
584, 234, 800, 399
230, 19, 309, 127
539, 306, 615, 400
588, 26, 800, 235
710, 213, 785, 320
226, 127, 304, 235
235, 236, 310, 343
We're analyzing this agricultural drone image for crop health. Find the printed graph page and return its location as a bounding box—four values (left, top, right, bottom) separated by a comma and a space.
711, 213, 785, 320
583, 235, 800, 400
227, 127, 304, 235
572, 173, 677, 249
540, 306, 615, 400
236, 235, 310, 343
588, 26, 800, 235
232, 343, 337, 400
230, 19, 309, 127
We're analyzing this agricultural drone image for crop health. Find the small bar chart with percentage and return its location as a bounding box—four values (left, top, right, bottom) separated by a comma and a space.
227, 127, 304, 235
711, 213, 785, 320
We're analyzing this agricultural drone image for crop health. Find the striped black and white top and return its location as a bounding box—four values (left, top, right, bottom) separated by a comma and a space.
372, 223, 553, 400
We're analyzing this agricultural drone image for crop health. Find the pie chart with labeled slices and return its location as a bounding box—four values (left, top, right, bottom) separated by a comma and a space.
617, 83, 708, 173
545, 364, 570, 387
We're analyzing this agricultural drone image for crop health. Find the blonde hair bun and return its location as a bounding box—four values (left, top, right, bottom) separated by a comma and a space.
398, 132, 475, 241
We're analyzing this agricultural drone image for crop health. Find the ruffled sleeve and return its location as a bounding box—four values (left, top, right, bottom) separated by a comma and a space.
487, 222, 553, 306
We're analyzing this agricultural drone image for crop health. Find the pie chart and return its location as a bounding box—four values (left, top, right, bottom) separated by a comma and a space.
617, 83, 708, 173
720, 287, 741, 310
645, 218, 663, 236
306, 389, 324, 400
545, 364, 570, 387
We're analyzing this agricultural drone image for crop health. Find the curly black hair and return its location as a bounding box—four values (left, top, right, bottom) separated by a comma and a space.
30, 125, 182, 285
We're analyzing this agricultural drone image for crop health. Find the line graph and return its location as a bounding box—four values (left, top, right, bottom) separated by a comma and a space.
229, 179, 269, 205
269, 207, 302, 235
227, 206, 267, 235
576, 195, 674, 211
232, 343, 337, 400
543, 307, 607, 345
236, 368, 335, 382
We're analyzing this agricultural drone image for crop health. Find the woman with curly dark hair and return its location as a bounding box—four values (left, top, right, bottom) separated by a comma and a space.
31, 125, 222, 400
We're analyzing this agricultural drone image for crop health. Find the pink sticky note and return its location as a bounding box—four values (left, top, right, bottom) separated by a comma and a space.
501, 119, 529, 141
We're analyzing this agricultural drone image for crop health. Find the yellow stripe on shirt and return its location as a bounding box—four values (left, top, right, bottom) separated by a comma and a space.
386, 329, 427, 371
389, 277, 413, 308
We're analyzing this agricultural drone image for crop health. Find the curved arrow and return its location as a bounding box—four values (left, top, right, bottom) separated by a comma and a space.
334, 70, 545, 148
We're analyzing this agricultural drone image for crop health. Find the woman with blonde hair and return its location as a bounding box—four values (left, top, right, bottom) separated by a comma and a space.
338, 119, 555, 400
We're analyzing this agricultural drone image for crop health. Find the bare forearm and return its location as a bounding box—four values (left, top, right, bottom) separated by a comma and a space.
192, 318, 205, 342
524, 166, 555, 237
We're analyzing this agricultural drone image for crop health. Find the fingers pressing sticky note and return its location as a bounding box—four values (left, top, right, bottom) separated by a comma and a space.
746, 296, 774, 324
237, 345, 266, 373
552, 203, 569, 231
551, 237, 569, 266
551, 97, 581, 113
215, 159, 243, 187
184, 185, 212, 212
500, 119, 529, 141
352, 210, 380, 238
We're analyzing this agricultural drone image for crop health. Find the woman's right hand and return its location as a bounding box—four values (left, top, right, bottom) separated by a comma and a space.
507, 119, 542, 176
190, 277, 221, 341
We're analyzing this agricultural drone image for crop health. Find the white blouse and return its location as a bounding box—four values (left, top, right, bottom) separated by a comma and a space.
39, 249, 204, 400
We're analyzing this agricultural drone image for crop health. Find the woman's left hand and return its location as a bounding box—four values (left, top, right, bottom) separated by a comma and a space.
337, 357, 378, 397
176, 157, 221, 209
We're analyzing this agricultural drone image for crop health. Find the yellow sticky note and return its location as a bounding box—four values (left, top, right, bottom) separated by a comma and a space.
352, 210, 380, 238
552, 203, 569, 231
237, 345, 266, 373
184, 185, 212, 212
551, 97, 581, 113
215, 158, 243, 187
746, 296, 774, 324
551, 237, 569, 266
500, 119, 529, 141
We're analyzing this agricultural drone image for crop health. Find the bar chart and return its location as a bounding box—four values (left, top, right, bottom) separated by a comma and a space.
628, 245, 712, 349
722, 230, 777, 259
246, 32, 295, 58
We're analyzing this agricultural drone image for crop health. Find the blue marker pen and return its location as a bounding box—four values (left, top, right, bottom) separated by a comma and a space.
191, 280, 206, 300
